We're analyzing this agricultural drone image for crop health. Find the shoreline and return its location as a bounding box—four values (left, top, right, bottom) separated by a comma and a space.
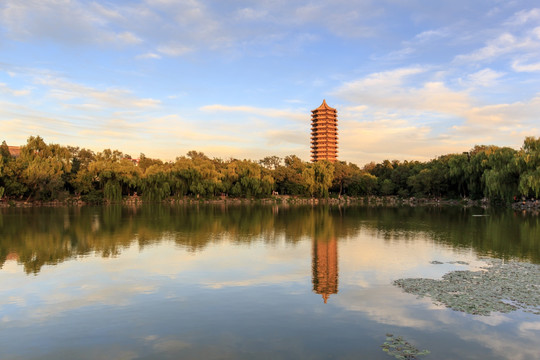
2, 194, 537, 212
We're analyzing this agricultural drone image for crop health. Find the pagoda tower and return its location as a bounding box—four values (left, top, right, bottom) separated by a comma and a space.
310, 100, 338, 162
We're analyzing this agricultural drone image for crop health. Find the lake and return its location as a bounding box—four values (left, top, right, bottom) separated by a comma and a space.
0, 204, 539, 360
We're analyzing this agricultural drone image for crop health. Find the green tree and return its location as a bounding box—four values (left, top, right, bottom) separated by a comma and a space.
379, 178, 396, 196
84, 153, 142, 201
517, 136, 540, 198
348, 172, 378, 196
331, 161, 357, 197
303, 161, 334, 198
138, 153, 163, 173
466, 145, 499, 199
141, 165, 171, 201
483, 147, 519, 202
448, 153, 470, 198
390, 160, 421, 197
17, 136, 72, 200
274, 155, 307, 195
169, 153, 222, 198
302, 166, 316, 197
232, 160, 271, 198
259, 156, 282, 170
1, 157, 27, 199
0, 141, 8, 199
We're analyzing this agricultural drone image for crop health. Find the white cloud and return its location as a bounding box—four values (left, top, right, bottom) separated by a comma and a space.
200, 104, 305, 121
264, 130, 307, 146
505, 8, 540, 26
338, 118, 445, 163
335, 68, 471, 116
35, 75, 161, 109
342, 105, 368, 114
89, 2, 124, 20
465, 68, 505, 87
332, 63, 540, 163
284, 99, 304, 104
114, 31, 143, 45
157, 44, 193, 57
0, 106, 82, 144
374, 26, 453, 62
414, 29, 449, 42
136, 53, 162, 60
0, 0, 142, 46
0, 0, 389, 56
236, 8, 268, 21
376, 47, 415, 61
454, 16, 540, 65
335, 67, 425, 97
465, 94, 540, 127
140, 0, 232, 54
512, 59, 540, 72
454, 33, 521, 63
0, 83, 31, 96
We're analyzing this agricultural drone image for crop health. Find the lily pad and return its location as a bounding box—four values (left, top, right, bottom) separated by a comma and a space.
394, 260, 540, 316
381, 334, 430, 359
449, 261, 469, 265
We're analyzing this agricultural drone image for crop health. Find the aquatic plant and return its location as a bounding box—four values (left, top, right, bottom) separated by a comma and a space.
381, 334, 430, 359
394, 260, 540, 316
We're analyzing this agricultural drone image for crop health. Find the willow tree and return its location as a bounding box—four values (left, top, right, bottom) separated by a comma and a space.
448, 153, 470, 198
482, 147, 519, 202
302, 160, 334, 198
84, 153, 142, 201
0, 141, 7, 199
517, 136, 540, 198
228, 159, 273, 198
466, 145, 500, 199
171, 153, 222, 198
140, 164, 171, 201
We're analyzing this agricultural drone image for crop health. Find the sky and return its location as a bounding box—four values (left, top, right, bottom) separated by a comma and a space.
1, 0, 539, 165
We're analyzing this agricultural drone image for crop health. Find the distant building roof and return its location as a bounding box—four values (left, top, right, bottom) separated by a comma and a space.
8, 146, 21, 157
6, 252, 19, 261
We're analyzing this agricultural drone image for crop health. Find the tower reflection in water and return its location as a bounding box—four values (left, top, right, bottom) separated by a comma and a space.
312, 236, 338, 303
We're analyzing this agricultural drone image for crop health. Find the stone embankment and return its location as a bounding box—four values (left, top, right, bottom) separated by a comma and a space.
512, 199, 540, 212
0, 195, 538, 213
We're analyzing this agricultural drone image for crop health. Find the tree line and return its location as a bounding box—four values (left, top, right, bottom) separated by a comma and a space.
0, 135, 539, 203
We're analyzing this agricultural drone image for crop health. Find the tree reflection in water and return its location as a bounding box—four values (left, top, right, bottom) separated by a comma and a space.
0, 204, 539, 275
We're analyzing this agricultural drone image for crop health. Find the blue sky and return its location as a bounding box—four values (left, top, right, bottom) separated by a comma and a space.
1, 0, 539, 165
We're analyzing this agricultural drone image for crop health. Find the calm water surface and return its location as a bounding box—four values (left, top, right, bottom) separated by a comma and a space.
0, 205, 539, 359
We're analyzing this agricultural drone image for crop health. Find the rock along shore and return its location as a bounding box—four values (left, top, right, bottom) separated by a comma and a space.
0, 194, 523, 210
